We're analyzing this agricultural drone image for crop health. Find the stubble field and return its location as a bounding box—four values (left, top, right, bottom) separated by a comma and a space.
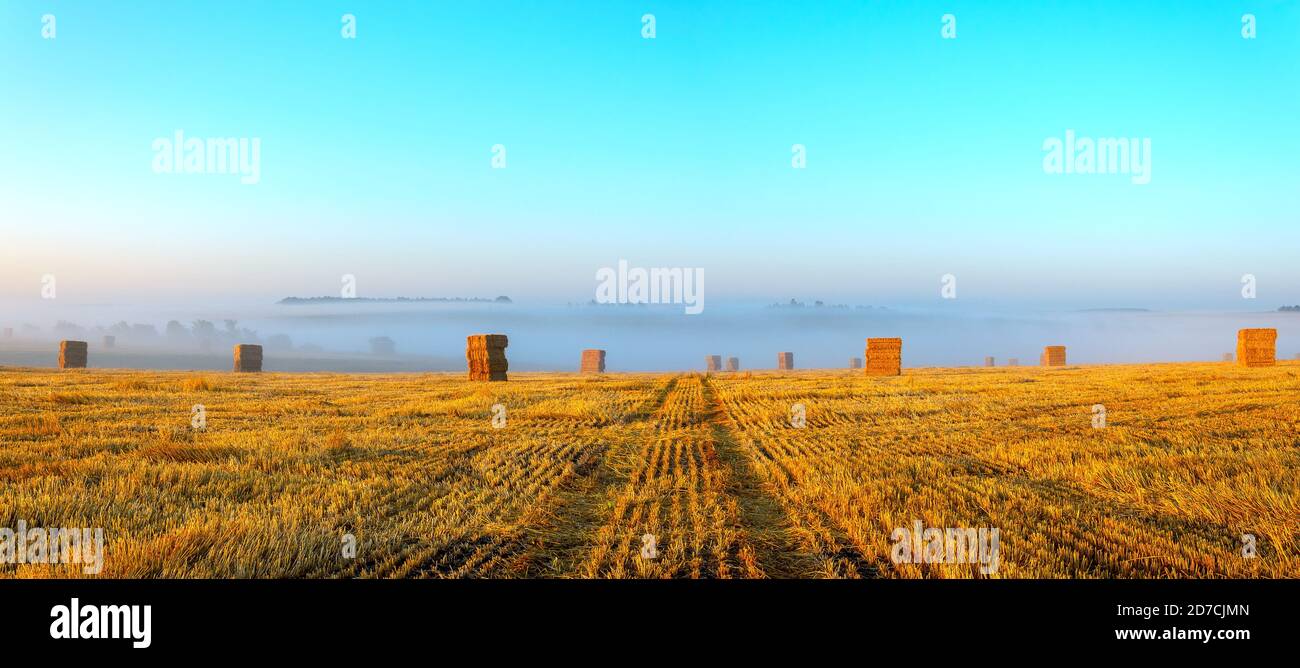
1, 362, 1297, 578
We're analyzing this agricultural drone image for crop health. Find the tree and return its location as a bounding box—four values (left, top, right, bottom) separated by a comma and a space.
166, 320, 189, 342
191, 320, 218, 340
130, 324, 158, 339
265, 334, 292, 350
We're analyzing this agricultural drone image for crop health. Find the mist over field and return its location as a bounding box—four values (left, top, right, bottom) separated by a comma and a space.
1, 298, 1296, 372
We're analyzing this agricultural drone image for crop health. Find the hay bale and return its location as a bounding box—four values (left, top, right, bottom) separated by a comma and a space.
233, 344, 263, 372
580, 349, 606, 374
849, 357, 863, 369
1222, 352, 1234, 362
1007, 358, 1019, 367
726, 357, 740, 372
776, 352, 794, 370
1236, 328, 1276, 367
1042, 345, 1066, 367
706, 355, 722, 371
467, 334, 508, 381
102, 335, 115, 349
2, 328, 12, 338
58, 340, 87, 369
865, 338, 902, 376
369, 336, 396, 356
984, 356, 995, 367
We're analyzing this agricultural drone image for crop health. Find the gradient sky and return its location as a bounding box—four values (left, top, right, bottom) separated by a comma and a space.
2, 1, 1298, 308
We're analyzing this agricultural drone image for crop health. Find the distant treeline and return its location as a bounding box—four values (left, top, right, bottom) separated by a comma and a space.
11, 319, 404, 356
1280, 306, 1300, 312
768, 299, 882, 310
279, 296, 511, 304
40, 319, 278, 348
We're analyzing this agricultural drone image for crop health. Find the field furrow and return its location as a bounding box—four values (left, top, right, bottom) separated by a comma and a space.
576, 375, 766, 578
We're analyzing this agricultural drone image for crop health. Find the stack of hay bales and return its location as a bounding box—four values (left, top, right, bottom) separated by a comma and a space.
865, 338, 902, 376
233, 344, 263, 372
580, 349, 606, 374
1042, 346, 1066, 367
776, 352, 794, 370
467, 334, 508, 381
984, 356, 995, 367
59, 340, 87, 369
1222, 352, 1234, 362
103, 335, 115, 349
1007, 358, 1019, 367
1295, 352, 1300, 361
1236, 328, 1276, 367
726, 357, 739, 371
705, 355, 722, 371
849, 357, 863, 369
3, 327, 12, 338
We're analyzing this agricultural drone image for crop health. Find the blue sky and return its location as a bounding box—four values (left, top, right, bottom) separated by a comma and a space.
2, 1, 1298, 308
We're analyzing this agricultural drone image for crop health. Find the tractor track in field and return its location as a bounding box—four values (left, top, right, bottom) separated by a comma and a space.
575, 374, 783, 578
699, 374, 860, 578
704, 375, 893, 578
523, 376, 681, 576
404, 442, 609, 578
316, 376, 684, 579
310, 426, 608, 578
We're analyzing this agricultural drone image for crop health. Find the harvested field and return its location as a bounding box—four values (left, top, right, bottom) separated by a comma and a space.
0, 362, 1297, 578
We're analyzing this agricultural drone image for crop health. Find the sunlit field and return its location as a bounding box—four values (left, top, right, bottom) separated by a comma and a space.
2, 363, 1297, 578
